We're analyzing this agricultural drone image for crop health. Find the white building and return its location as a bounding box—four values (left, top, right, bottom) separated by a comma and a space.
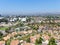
10, 18, 17, 22
19, 17, 26, 22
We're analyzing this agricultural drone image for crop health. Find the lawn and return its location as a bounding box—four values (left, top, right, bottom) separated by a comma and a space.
0, 27, 9, 30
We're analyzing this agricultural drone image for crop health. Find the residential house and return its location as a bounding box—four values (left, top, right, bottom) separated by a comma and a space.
0, 41, 5, 45
30, 34, 40, 43
10, 40, 20, 45
19, 17, 26, 22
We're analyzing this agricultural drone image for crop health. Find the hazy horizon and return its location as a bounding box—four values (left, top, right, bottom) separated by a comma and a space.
0, 0, 60, 15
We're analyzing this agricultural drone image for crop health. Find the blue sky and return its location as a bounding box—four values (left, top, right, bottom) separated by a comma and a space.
0, 0, 60, 14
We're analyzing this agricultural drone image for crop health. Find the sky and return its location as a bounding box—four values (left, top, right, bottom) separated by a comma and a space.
0, 0, 60, 15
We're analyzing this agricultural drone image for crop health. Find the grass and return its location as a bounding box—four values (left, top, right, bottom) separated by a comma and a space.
0, 27, 9, 30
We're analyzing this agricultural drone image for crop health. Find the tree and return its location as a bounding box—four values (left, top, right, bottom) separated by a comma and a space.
19, 22, 24, 27
26, 17, 31, 22
5, 27, 11, 33
40, 21, 44, 25
48, 37, 57, 45
35, 37, 43, 45
31, 25, 39, 30
46, 16, 55, 24
5, 39, 11, 45
0, 18, 8, 24
0, 32, 3, 40
26, 37, 30, 43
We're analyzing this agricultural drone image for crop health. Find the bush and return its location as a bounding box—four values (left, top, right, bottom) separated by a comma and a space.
48, 37, 57, 45
35, 37, 43, 45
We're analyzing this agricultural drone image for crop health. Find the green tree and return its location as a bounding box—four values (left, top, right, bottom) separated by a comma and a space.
26, 17, 31, 22
0, 18, 8, 24
31, 25, 39, 30
19, 22, 24, 27
35, 37, 43, 45
26, 37, 30, 43
48, 37, 57, 45
0, 32, 3, 40
46, 16, 55, 24
40, 21, 44, 25
5, 39, 11, 45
